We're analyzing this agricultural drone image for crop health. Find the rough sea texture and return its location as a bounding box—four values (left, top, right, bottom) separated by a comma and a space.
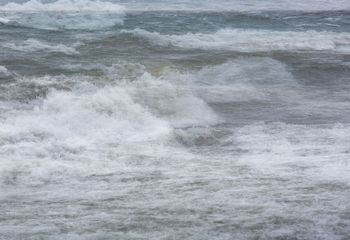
0, 0, 350, 239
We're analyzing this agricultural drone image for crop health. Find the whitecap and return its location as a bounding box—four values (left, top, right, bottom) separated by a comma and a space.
124, 28, 350, 53
0, 64, 220, 184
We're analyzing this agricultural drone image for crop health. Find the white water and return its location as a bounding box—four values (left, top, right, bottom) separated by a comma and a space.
2, 38, 79, 55
0, 66, 220, 187
1, 1, 350, 239
1, 63, 349, 239
3, 60, 348, 189
125, 28, 350, 53
232, 122, 350, 182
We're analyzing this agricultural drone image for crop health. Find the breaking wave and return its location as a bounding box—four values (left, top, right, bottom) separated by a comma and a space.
0, 64, 220, 185
124, 28, 350, 53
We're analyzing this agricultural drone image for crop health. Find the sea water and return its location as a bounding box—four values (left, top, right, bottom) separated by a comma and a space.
0, 0, 350, 239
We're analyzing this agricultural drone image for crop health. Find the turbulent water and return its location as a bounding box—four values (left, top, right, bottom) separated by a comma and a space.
1, 0, 350, 239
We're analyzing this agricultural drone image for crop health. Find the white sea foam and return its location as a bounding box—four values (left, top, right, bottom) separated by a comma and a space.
125, 28, 350, 53
0, 60, 349, 239
2, 39, 79, 55
1, 1, 349, 238
0, 83, 171, 184
232, 122, 350, 183
0, 0, 125, 12
0, 66, 219, 185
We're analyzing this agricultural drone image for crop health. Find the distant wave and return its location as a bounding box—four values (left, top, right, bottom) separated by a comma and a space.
0, 0, 125, 12
124, 28, 350, 53
2, 39, 79, 55
0, 0, 125, 30
105, 0, 350, 12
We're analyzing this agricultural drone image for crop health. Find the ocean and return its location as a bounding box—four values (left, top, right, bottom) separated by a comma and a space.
0, 0, 350, 239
